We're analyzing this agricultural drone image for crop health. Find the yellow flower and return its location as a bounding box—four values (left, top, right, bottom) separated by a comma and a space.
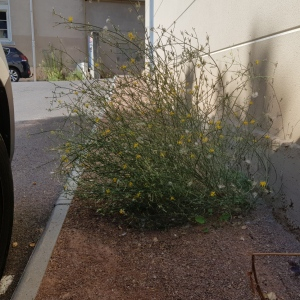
169, 111, 175, 116
160, 151, 166, 158
102, 129, 111, 136
74, 91, 78, 95
119, 209, 125, 215
187, 138, 191, 143
135, 192, 141, 199
156, 109, 161, 113
133, 143, 139, 148
95, 117, 100, 123
190, 153, 196, 159
202, 137, 208, 143
260, 181, 267, 188
68, 16, 73, 23
85, 103, 89, 108
215, 125, 222, 130
130, 58, 135, 64
250, 119, 256, 124
255, 60, 260, 65
127, 32, 135, 41
170, 196, 175, 201
94, 62, 99, 67
123, 164, 127, 169
249, 101, 254, 105
148, 124, 153, 129
105, 189, 111, 194
177, 140, 183, 145
209, 148, 214, 153
265, 135, 270, 139
128, 182, 133, 187
208, 120, 214, 125
210, 191, 216, 197
65, 148, 70, 154
219, 134, 224, 139
136, 154, 141, 159
186, 113, 191, 118
180, 119, 186, 123
120, 65, 127, 70
113, 178, 117, 183
72, 109, 78, 114
243, 121, 248, 125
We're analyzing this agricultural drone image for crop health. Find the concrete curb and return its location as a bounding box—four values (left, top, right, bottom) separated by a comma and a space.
11, 169, 80, 300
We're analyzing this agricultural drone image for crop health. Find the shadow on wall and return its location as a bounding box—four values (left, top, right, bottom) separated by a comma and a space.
246, 26, 300, 229
182, 25, 300, 228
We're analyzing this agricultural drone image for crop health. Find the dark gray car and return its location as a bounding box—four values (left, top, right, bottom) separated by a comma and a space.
4, 46, 31, 82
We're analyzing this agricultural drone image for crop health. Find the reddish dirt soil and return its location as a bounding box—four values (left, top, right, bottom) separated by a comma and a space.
36, 197, 300, 300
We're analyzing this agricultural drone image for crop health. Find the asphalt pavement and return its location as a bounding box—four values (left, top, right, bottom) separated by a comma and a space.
0, 81, 78, 299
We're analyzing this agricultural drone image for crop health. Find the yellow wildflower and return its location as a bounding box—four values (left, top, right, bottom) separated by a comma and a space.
208, 120, 214, 125
156, 109, 161, 113
135, 192, 141, 199
74, 91, 78, 95
202, 137, 208, 143
249, 101, 254, 105
85, 103, 89, 108
102, 129, 111, 136
113, 178, 117, 183
95, 117, 100, 123
260, 181, 267, 188
120, 65, 127, 70
209, 148, 214, 153
105, 189, 111, 194
123, 164, 127, 169
160, 151, 166, 158
190, 153, 196, 159
215, 125, 222, 130
94, 62, 99, 67
68, 16, 73, 23
169, 111, 175, 116
250, 119, 256, 124
219, 134, 224, 139
210, 191, 216, 197
265, 135, 270, 139
72, 109, 78, 114
170, 196, 175, 201
136, 154, 141, 159
127, 32, 135, 41
148, 124, 153, 129
128, 182, 133, 187
119, 209, 125, 215
177, 140, 183, 145
243, 121, 248, 125
255, 60, 260, 65
130, 58, 135, 64
180, 119, 186, 123
133, 143, 139, 148
186, 113, 191, 118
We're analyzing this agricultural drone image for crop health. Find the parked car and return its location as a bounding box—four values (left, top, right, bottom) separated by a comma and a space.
0, 45, 14, 277
3, 46, 31, 82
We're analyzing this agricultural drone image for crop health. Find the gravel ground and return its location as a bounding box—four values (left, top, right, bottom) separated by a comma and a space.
36, 196, 300, 300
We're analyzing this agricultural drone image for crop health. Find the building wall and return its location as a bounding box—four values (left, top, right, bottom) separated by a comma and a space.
146, 0, 300, 227
7, 0, 144, 79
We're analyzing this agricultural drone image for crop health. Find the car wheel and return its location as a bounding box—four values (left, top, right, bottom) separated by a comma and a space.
9, 68, 20, 82
0, 135, 14, 277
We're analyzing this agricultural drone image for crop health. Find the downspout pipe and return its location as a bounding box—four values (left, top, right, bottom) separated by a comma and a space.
30, 0, 36, 81
149, 0, 154, 69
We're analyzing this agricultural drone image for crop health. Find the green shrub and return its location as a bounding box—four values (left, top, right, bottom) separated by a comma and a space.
52, 24, 274, 229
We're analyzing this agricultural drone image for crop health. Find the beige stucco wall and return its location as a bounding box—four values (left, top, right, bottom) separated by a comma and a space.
147, 0, 300, 227
9, 0, 144, 79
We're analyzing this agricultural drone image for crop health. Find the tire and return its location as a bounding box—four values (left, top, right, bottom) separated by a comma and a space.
9, 68, 20, 82
0, 135, 14, 278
